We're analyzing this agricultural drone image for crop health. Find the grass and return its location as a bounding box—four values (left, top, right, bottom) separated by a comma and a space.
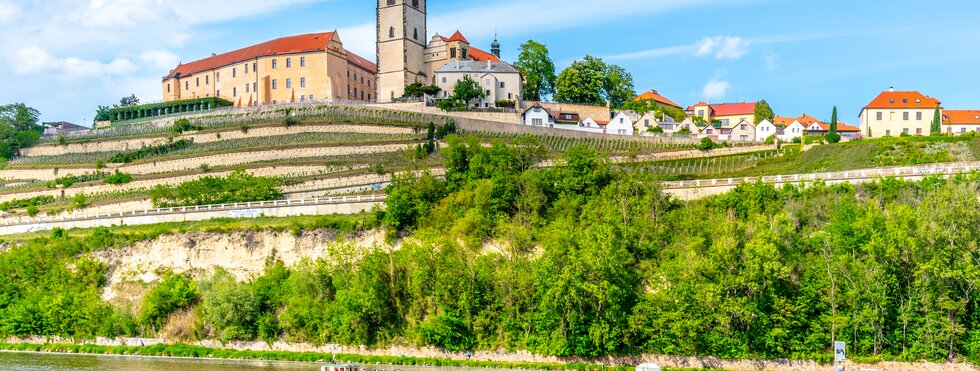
0, 342, 749, 371
0, 213, 378, 245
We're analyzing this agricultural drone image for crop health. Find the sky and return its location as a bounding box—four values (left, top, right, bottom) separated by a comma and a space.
2, 0, 980, 125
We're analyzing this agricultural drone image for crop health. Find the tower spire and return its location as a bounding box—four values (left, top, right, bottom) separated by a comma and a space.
491, 31, 501, 58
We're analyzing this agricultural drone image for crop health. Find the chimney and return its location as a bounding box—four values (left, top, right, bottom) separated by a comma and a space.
456, 59, 460, 70
212, 53, 217, 57
487, 59, 492, 70
889, 86, 894, 92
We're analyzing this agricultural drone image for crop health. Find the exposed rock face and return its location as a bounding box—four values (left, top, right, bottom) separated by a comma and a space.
94, 229, 385, 301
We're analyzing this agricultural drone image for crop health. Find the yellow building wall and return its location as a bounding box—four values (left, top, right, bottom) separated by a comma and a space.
860, 108, 934, 137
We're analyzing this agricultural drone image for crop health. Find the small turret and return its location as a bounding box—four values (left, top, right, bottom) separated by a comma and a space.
491, 33, 501, 58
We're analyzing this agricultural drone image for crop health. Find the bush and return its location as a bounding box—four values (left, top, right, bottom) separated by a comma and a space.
72, 193, 88, 209
494, 100, 516, 108
148, 169, 282, 207
0, 195, 56, 212
138, 273, 198, 332
173, 119, 203, 133
283, 116, 300, 127
103, 170, 134, 185
764, 134, 776, 145
697, 137, 719, 151
649, 126, 664, 134
108, 139, 192, 163
826, 132, 842, 144
200, 269, 259, 341
791, 137, 802, 144
899, 131, 910, 137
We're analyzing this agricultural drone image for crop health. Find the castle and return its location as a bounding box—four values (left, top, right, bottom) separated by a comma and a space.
376, 0, 503, 102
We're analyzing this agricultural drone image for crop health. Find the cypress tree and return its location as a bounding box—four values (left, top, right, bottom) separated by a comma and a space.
930, 105, 942, 134
830, 106, 838, 135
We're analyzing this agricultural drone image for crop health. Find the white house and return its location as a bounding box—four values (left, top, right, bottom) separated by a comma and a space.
778, 121, 806, 142
634, 112, 659, 133
944, 110, 980, 135
522, 103, 554, 127
606, 112, 635, 136
435, 60, 523, 108
755, 119, 777, 142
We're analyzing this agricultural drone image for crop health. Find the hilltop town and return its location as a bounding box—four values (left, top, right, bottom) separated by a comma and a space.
1, 1, 980, 371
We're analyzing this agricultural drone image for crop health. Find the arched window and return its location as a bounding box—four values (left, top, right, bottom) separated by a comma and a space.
389, 27, 395, 38
413, 28, 418, 40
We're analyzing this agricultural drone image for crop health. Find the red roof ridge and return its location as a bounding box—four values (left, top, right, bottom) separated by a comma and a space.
447, 30, 470, 44
346, 51, 377, 73
165, 32, 337, 80
864, 90, 941, 109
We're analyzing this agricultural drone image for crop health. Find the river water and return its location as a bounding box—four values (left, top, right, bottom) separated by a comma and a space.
0, 352, 510, 371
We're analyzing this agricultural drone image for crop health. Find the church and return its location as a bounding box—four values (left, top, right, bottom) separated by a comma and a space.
377, 0, 521, 104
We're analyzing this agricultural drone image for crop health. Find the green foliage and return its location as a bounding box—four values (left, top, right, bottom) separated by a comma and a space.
697, 137, 719, 151
0, 103, 43, 160
829, 106, 839, 135
0, 195, 56, 212
148, 170, 282, 207
555, 55, 633, 107
620, 99, 687, 122
931, 105, 942, 134
72, 193, 88, 209
515, 40, 557, 101
107, 97, 233, 123
108, 139, 192, 163
650, 126, 664, 134
94, 105, 111, 123
172, 119, 203, 133
753, 99, 774, 124
138, 272, 198, 331
764, 134, 776, 145
494, 100, 516, 108
200, 268, 259, 341
120, 94, 140, 106
403, 83, 441, 98
103, 170, 134, 185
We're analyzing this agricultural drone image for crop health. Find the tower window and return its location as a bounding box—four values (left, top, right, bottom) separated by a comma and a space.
387, 0, 395, 5
412, 0, 419, 8
389, 27, 395, 38
414, 28, 418, 40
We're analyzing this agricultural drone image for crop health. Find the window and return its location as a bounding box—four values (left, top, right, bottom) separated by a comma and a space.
962, 128, 967, 133
485, 79, 491, 86
233, 87, 237, 97
167, 84, 170, 93
412, 0, 419, 7
368, 80, 371, 87
245, 63, 249, 73
367, 94, 370, 101
876, 112, 882, 120
388, 0, 394, 5
916, 99, 921, 103
389, 27, 395, 38
889, 99, 895, 103
903, 128, 909, 133
272, 80, 277, 89
507, 93, 512, 99
500, 82, 505, 88
300, 77, 306, 88
245, 83, 249, 93
216, 90, 220, 97
253, 62, 256, 72
741, 124, 747, 130
450, 48, 457, 58
532, 118, 543, 126
310, 94, 315, 101
185, 81, 189, 90
196, 77, 199, 87
300, 57, 305, 67
233, 68, 236, 78
697, 109, 705, 118
916, 128, 922, 135
272, 59, 277, 69
903, 112, 909, 120
916, 112, 923, 120
361, 91, 365, 100
414, 28, 418, 40
441, 77, 447, 84
902, 98, 908, 103
253, 82, 257, 93
286, 58, 292, 68
286, 78, 291, 89
216, 72, 220, 82
353, 87, 357, 96
205, 76, 209, 84
300, 95, 306, 102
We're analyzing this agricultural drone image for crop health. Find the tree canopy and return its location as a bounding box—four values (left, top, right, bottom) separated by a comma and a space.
931, 105, 942, 134
0, 103, 43, 160
554, 55, 634, 108
514, 40, 557, 101
753, 99, 774, 124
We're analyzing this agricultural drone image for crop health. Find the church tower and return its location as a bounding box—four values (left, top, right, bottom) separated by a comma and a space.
377, 0, 426, 102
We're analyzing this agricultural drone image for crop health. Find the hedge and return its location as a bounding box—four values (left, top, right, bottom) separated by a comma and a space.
107, 97, 233, 123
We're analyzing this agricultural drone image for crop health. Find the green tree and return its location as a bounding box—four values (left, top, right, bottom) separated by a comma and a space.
514, 40, 557, 101
119, 94, 140, 106
603, 64, 635, 109
931, 105, 942, 134
0, 103, 43, 160
554, 56, 607, 105
94, 106, 111, 123
753, 99, 774, 124
826, 106, 841, 143
138, 273, 198, 331
403, 82, 441, 98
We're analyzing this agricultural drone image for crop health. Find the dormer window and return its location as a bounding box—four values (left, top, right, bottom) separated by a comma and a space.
902, 99, 908, 103
916, 99, 921, 103
889, 99, 895, 103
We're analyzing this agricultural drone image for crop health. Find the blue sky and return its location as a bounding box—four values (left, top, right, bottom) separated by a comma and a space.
2, 0, 980, 125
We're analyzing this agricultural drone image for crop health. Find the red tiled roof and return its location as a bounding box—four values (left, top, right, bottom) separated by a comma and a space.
810, 122, 860, 132
686, 101, 709, 110
346, 51, 377, 73
469, 47, 500, 62
943, 110, 980, 125
447, 31, 469, 44
864, 90, 941, 109
711, 102, 756, 116
165, 32, 339, 80
635, 90, 681, 108
772, 116, 795, 126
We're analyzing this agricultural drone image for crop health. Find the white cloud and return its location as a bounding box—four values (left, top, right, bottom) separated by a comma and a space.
764, 53, 780, 71
12, 46, 138, 79
702, 79, 732, 101
696, 36, 748, 60
0, 1, 21, 24
139, 50, 180, 70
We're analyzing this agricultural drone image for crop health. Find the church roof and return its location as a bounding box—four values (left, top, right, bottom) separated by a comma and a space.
436, 60, 519, 74
346, 51, 377, 73
469, 47, 500, 62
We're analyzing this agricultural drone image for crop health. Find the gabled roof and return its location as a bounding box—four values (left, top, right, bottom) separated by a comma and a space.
686, 102, 756, 116
446, 30, 469, 44
864, 90, 941, 109
772, 116, 796, 126
164, 32, 368, 80
634, 90, 681, 109
523, 103, 558, 120
943, 110, 980, 125
468, 47, 500, 62
346, 52, 377, 73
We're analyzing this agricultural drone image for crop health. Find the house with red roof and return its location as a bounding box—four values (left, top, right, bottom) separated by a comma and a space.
161, 32, 376, 106
943, 110, 980, 135
687, 101, 757, 127
634, 90, 682, 109
859, 87, 942, 138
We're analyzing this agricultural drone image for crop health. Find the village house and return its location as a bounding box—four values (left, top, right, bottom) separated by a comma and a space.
687, 101, 757, 126
778, 120, 807, 142
943, 110, 980, 135
434, 59, 522, 107
755, 120, 777, 142
522, 103, 555, 127
804, 122, 862, 138
859, 88, 941, 138
606, 112, 636, 136
634, 90, 683, 110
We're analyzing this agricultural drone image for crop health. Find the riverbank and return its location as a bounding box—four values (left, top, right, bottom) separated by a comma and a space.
0, 339, 977, 371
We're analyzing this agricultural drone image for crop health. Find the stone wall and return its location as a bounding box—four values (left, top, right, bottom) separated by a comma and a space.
522, 100, 612, 122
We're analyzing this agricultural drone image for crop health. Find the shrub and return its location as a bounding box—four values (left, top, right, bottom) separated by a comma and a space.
764, 134, 776, 145
103, 170, 134, 185
283, 116, 300, 127
494, 100, 516, 108
649, 126, 664, 134
173, 119, 203, 133
899, 131, 910, 137
72, 193, 88, 209
138, 273, 198, 332
791, 137, 802, 144
26, 205, 38, 217
108, 139, 192, 163
826, 132, 842, 144
148, 170, 282, 207
697, 137, 719, 151
0, 195, 56, 212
